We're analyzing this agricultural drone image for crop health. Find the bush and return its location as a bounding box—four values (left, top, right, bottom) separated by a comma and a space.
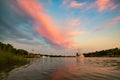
0, 51, 29, 72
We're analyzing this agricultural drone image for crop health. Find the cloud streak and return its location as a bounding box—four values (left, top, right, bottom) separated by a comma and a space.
0, 0, 34, 41
0, 0, 119, 54
96, 0, 117, 12
87, 0, 120, 12
69, 1, 85, 8
92, 16, 120, 33
17, 0, 84, 48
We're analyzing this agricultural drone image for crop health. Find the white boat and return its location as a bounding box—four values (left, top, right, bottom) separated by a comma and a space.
79, 54, 84, 58
76, 48, 84, 58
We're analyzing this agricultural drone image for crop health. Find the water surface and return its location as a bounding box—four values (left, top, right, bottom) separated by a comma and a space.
6, 57, 120, 80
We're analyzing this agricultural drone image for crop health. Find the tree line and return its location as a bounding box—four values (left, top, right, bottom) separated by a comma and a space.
0, 42, 76, 58
0, 42, 29, 56
0, 42, 48, 58
83, 48, 120, 57
1, 42, 119, 57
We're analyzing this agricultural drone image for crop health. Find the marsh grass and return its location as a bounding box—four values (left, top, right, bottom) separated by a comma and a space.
0, 51, 29, 72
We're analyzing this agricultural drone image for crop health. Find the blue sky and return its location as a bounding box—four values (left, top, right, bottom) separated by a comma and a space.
0, 0, 120, 55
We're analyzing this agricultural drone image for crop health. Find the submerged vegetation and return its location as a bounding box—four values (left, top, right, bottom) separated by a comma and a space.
84, 48, 120, 57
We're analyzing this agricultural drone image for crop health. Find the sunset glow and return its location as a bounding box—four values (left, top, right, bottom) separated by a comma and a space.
0, 0, 120, 55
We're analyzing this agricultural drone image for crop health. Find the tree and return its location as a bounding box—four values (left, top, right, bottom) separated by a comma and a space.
6, 44, 13, 52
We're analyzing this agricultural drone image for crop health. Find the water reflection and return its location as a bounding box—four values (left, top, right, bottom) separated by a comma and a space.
2, 57, 120, 80
0, 72, 8, 80
0, 65, 19, 80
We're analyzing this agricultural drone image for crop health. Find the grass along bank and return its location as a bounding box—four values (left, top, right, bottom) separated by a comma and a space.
0, 51, 29, 72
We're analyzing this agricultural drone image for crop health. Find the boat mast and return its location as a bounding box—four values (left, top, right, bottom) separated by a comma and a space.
76, 48, 80, 56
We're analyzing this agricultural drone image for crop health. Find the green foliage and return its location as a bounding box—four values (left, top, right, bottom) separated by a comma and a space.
0, 42, 29, 72
84, 48, 120, 57
0, 51, 27, 64
0, 51, 29, 72
0, 42, 28, 56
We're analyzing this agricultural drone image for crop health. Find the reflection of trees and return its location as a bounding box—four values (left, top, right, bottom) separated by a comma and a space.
0, 66, 15, 80
116, 62, 120, 70
102, 59, 120, 70
0, 72, 9, 80
76, 58, 85, 66
86, 58, 120, 70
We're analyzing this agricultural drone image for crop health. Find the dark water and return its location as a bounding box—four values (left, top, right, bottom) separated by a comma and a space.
3, 57, 120, 80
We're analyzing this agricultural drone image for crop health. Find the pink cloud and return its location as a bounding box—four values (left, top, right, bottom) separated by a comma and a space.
69, 1, 85, 8
67, 19, 80, 29
65, 19, 84, 37
96, 0, 114, 12
68, 31, 84, 37
86, 0, 119, 12
92, 16, 120, 33
17, 0, 72, 48
17, 0, 84, 48
113, 16, 120, 21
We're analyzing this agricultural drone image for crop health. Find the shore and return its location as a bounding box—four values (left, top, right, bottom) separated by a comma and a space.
0, 51, 29, 73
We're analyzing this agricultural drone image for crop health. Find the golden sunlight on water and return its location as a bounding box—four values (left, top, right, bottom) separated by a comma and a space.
5, 57, 120, 80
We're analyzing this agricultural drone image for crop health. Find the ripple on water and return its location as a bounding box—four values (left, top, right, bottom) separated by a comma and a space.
6, 57, 120, 80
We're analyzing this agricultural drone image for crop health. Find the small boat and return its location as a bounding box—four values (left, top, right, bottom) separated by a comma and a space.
76, 48, 84, 58
79, 54, 84, 58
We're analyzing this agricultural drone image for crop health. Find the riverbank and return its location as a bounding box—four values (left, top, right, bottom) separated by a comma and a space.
83, 48, 120, 57
0, 51, 29, 73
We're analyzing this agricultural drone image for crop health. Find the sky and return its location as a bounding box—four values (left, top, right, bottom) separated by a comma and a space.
0, 0, 120, 55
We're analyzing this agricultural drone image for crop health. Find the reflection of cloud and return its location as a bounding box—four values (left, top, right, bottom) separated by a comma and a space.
51, 60, 77, 80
